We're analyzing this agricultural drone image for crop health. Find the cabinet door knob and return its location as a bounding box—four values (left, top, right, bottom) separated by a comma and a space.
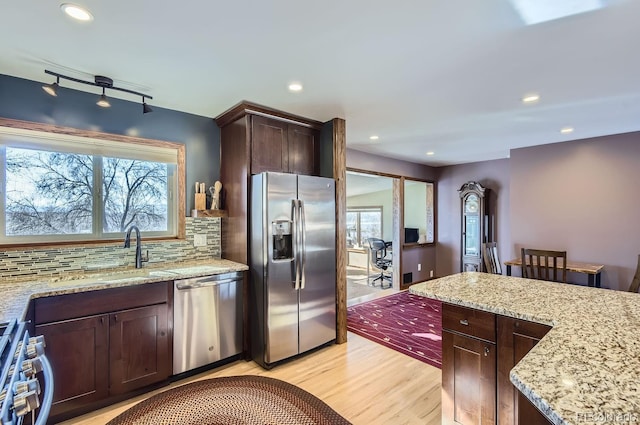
484, 346, 490, 356
460, 319, 469, 326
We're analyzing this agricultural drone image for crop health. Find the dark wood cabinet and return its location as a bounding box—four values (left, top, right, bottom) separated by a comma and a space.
287, 123, 318, 175
442, 303, 553, 425
251, 116, 288, 175
33, 282, 172, 421
443, 331, 496, 425
250, 114, 319, 176
35, 315, 109, 417
497, 316, 552, 425
109, 304, 170, 395
442, 303, 496, 425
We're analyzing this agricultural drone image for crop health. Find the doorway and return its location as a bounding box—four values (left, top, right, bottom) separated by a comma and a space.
346, 170, 398, 305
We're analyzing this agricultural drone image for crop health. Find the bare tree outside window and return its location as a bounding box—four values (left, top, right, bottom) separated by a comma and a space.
5, 147, 169, 237
103, 157, 168, 233
6, 148, 93, 235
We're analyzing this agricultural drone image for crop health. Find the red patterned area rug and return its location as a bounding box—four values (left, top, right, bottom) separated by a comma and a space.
347, 290, 442, 368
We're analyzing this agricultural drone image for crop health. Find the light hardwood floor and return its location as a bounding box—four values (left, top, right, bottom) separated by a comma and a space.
60, 332, 442, 425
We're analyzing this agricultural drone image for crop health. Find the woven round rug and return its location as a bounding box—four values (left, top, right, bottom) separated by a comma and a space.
106, 375, 351, 425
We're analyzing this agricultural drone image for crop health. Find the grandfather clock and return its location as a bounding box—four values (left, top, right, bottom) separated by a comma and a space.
458, 181, 491, 272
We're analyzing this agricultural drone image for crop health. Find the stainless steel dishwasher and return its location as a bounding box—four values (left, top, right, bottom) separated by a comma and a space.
173, 271, 243, 374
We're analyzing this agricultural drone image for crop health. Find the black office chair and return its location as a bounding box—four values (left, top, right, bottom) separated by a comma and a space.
367, 238, 392, 288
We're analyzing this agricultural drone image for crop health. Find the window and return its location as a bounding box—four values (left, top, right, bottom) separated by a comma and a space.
0, 122, 183, 244
346, 206, 382, 249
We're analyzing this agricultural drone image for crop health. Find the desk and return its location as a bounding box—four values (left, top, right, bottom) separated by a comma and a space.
505, 258, 604, 288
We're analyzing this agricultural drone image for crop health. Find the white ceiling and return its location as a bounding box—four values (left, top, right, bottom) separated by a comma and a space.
2, 0, 640, 166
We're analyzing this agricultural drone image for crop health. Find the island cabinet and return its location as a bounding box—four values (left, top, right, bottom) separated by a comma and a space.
33, 282, 172, 421
442, 303, 553, 425
497, 316, 552, 425
442, 303, 497, 425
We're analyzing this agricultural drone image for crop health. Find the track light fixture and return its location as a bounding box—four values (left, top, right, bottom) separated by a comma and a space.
96, 87, 110, 108
142, 96, 153, 114
42, 69, 153, 113
42, 76, 60, 97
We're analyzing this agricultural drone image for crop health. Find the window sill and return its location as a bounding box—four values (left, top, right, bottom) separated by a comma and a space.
0, 235, 185, 250
347, 247, 368, 253
403, 242, 435, 248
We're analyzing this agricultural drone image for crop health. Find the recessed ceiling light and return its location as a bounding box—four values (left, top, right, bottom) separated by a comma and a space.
60, 3, 94, 21
560, 127, 574, 134
369, 135, 379, 141
426, 151, 435, 156
288, 82, 303, 92
522, 94, 540, 103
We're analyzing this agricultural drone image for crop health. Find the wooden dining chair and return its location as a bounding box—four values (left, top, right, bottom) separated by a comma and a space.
521, 248, 567, 283
482, 242, 502, 274
628, 255, 640, 293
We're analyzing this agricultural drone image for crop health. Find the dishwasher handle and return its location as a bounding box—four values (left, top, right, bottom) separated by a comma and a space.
175, 274, 242, 290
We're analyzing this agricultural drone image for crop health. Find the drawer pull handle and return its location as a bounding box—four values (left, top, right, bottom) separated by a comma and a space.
484, 346, 490, 356
460, 319, 469, 326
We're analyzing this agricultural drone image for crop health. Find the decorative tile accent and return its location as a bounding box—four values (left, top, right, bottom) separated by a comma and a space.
0, 217, 221, 281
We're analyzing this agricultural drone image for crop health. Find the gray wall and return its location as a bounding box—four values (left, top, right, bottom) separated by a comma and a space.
0, 74, 220, 212
347, 149, 438, 181
435, 132, 640, 291
436, 159, 511, 277
510, 132, 640, 290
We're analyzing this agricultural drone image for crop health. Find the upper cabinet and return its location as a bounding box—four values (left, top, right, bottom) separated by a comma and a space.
458, 181, 492, 272
214, 101, 325, 264
251, 115, 319, 176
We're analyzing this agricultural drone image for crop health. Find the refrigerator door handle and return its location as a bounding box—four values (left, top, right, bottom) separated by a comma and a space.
299, 199, 306, 290
292, 199, 300, 290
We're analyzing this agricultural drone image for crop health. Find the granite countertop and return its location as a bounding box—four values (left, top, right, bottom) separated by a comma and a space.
410, 272, 640, 425
0, 258, 248, 324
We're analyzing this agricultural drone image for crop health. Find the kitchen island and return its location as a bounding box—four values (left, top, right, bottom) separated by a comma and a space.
410, 272, 640, 425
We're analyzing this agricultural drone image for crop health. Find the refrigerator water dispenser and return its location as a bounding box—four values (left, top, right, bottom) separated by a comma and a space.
272, 220, 293, 260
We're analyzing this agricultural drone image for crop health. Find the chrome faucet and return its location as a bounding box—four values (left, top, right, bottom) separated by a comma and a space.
124, 225, 149, 268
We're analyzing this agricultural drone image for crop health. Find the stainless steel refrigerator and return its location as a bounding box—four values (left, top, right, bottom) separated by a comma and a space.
250, 172, 336, 369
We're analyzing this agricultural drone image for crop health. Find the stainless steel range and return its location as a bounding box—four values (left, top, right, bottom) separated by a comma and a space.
0, 320, 53, 425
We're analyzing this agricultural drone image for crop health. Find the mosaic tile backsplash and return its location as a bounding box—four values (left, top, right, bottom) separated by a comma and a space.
0, 217, 222, 281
